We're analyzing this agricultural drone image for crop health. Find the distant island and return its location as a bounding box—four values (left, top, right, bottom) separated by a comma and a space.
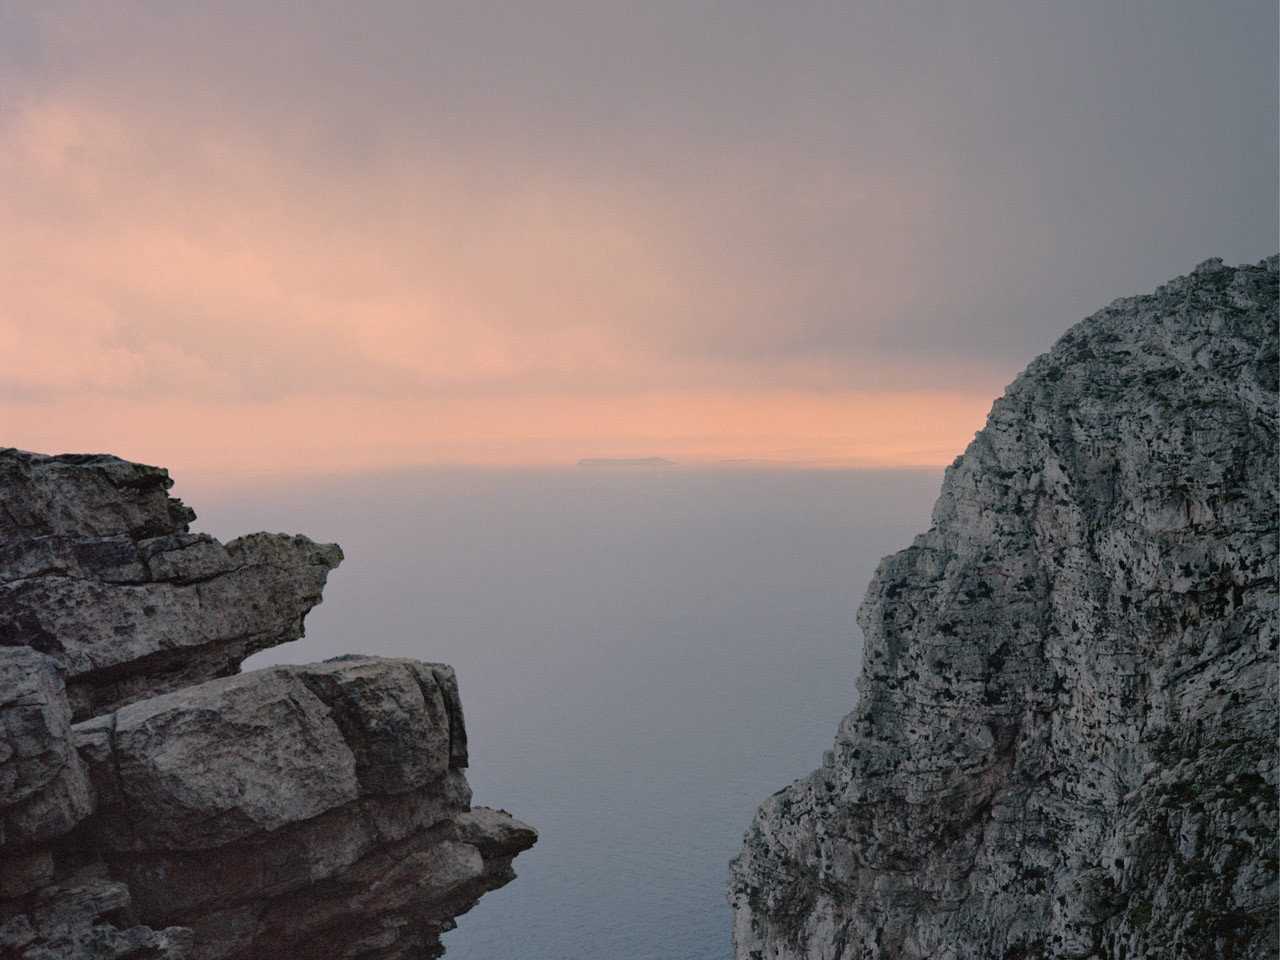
576, 457, 676, 467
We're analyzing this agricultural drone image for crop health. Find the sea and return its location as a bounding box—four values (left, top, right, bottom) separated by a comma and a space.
185, 465, 942, 960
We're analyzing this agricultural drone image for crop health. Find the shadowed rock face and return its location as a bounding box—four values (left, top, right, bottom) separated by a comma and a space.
0, 450, 534, 960
729, 258, 1278, 960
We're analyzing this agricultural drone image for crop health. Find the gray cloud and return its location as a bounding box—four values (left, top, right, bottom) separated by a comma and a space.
3, 0, 1276, 397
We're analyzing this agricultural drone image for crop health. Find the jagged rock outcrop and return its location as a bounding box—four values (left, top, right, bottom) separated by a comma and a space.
0, 452, 342, 722
730, 257, 1278, 960
0, 449, 535, 960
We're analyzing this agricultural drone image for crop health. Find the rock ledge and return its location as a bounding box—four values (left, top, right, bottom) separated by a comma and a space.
0, 448, 534, 959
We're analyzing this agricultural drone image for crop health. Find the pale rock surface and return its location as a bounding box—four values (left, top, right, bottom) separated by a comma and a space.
0, 449, 534, 959
0, 648, 92, 851
730, 257, 1278, 960
0, 466, 343, 721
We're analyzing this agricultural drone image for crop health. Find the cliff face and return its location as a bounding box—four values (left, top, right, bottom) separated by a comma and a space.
0, 450, 535, 960
729, 258, 1278, 960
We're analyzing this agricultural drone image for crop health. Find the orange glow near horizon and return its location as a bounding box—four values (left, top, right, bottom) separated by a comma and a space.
3, 388, 994, 484
3, 4, 1276, 486
1, 97, 1007, 481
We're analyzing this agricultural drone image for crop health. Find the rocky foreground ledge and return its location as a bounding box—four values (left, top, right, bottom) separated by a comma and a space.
0, 449, 535, 959
730, 257, 1278, 959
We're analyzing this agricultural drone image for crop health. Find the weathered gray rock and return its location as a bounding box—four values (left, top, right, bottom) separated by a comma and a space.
70, 655, 533, 960
0, 648, 93, 850
0, 523, 342, 722
730, 257, 1278, 960
93, 668, 361, 851
15, 870, 193, 960
0, 453, 194, 542
0, 449, 535, 959
289, 657, 453, 795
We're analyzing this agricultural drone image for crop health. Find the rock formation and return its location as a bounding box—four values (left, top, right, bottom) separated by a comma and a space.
0, 449, 535, 959
729, 257, 1278, 959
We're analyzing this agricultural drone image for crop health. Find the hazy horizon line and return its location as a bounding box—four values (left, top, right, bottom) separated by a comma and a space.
165, 455, 953, 495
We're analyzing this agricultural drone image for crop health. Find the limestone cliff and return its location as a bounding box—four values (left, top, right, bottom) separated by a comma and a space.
0, 449, 535, 959
729, 257, 1278, 959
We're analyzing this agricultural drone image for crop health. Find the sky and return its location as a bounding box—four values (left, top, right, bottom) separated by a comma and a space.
1, 0, 1276, 479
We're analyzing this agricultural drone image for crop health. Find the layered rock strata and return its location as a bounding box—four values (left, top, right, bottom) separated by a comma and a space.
0, 449, 534, 959
730, 257, 1278, 959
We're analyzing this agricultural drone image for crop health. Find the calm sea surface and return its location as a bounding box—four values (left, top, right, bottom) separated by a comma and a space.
186, 466, 941, 960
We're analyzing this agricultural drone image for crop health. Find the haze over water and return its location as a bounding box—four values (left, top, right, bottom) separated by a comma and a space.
186, 465, 942, 960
